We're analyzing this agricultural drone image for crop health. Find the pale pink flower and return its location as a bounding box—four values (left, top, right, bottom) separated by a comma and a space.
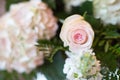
60, 14, 94, 53
0, 0, 57, 73
0, 14, 44, 73
10, 0, 58, 40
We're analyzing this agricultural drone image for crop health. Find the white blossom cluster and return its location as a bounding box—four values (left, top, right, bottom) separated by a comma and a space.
93, 0, 120, 25
63, 50, 102, 80
0, 0, 58, 73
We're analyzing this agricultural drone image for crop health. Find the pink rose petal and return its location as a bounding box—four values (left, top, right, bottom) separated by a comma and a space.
72, 29, 88, 44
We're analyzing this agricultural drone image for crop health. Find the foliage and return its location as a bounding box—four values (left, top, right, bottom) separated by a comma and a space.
37, 38, 68, 62
39, 52, 66, 80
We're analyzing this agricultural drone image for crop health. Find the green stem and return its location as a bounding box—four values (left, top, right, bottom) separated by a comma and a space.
47, 46, 67, 62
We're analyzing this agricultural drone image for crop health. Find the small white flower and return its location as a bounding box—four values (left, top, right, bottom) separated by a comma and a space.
34, 72, 47, 80
63, 50, 102, 80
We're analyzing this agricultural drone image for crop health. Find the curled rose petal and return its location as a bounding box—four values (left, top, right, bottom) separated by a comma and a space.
60, 14, 94, 53
71, 29, 88, 44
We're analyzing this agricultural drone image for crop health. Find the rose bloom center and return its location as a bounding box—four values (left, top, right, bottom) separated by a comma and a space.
72, 29, 87, 44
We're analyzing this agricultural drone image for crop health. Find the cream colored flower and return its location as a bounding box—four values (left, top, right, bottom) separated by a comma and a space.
93, 0, 120, 25
60, 14, 94, 53
63, 50, 102, 80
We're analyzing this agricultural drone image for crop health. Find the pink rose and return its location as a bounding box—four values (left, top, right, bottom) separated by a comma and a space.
60, 14, 94, 53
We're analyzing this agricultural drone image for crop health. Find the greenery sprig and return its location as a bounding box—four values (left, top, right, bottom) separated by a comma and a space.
37, 38, 68, 62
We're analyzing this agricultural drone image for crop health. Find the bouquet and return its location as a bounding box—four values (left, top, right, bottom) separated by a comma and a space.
0, 0, 120, 80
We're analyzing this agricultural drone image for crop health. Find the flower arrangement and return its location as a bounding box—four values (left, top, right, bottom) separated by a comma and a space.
60, 15, 102, 80
0, 0, 120, 80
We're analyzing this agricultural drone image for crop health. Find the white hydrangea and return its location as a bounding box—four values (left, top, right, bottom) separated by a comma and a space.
64, 0, 92, 12
0, 0, 58, 73
10, 0, 58, 40
93, 0, 120, 25
0, 14, 44, 73
34, 72, 48, 80
63, 50, 102, 80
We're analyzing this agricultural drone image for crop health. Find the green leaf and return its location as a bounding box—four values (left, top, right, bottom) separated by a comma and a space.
0, 70, 36, 80
84, 15, 103, 32
37, 38, 68, 62
109, 44, 120, 56
104, 41, 109, 53
42, 0, 56, 9
98, 40, 105, 47
104, 31, 120, 39
71, 1, 93, 15
38, 52, 66, 80
95, 49, 117, 71
6, 0, 29, 11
